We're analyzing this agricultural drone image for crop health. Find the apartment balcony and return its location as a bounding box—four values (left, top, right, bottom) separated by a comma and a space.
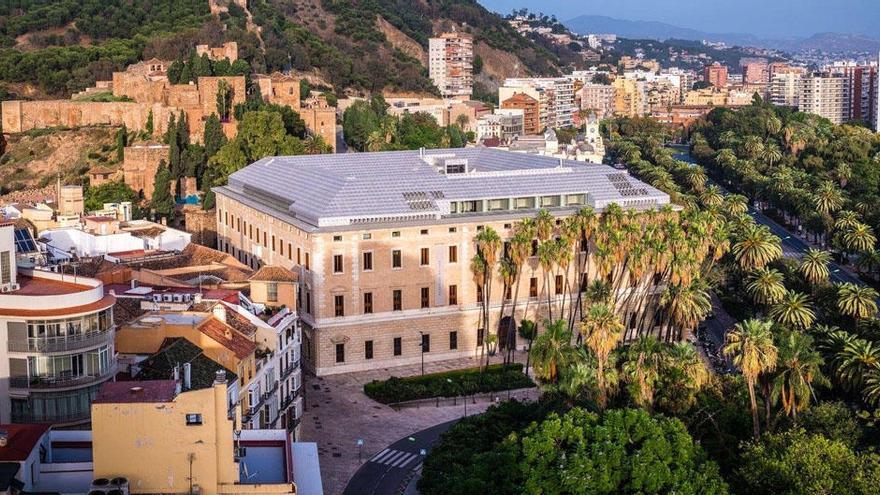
10, 364, 117, 392
280, 359, 300, 380
8, 328, 115, 354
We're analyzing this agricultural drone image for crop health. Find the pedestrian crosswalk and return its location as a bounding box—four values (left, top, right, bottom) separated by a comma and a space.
369, 448, 419, 469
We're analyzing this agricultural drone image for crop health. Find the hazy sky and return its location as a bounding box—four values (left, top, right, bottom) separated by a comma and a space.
479, 0, 880, 38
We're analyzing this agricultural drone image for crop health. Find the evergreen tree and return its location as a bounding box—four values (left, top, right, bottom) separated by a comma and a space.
216, 79, 232, 121
167, 59, 184, 84
164, 113, 177, 145
204, 114, 227, 159
145, 109, 154, 136
192, 54, 213, 79
151, 159, 175, 219
115, 124, 127, 162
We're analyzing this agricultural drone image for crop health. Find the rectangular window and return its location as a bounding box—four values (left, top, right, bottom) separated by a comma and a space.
0, 251, 9, 284
392, 250, 402, 268
487, 198, 509, 211
288, 243, 292, 260
421, 287, 430, 308
335, 343, 345, 363
448, 227, 457, 233
305, 253, 310, 270
362, 233, 372, 240
364, 340, 374, 360
505, 285, 512, 300
272, 235, 276, 252
448, 245, 458, 263
393, 337, 402, 356
393, 290, 402, 311
306, 292, 311, 314
333, 235, 342, 242
363, 251, 373, 271
334, 295, 345, 317
263, 232, 267, 247
392, 231, 401, 238
420, 247, 429, 266
279, 240, 284, 257
531, 240, 538, 256
420, 229, 429, 235
363, 292, 373, 314
297, 248, 301, 264
448, 284, 458, 305
333, 254, 344, 273
267, 283, 278, 303
530, 277, 538, 298
514, 197, 535, 209
421, 333, 430, 353
476, 284, 483, 303
477, 328, 485, 347
185, 413, 203, 425
555, 275, 564, 295
449, 331, 458, 350
540, 195, 560, 207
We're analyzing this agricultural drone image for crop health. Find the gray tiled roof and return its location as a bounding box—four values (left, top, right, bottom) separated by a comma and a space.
220, 148, 669, 228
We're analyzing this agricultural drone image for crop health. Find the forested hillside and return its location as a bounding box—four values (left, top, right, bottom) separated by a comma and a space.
0, 0, 569, 98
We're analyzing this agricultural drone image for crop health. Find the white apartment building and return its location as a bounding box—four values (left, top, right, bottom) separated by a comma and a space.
428, 32, 474, 98
579, 83, 616, 118
500, 77, 575, 129
800, 72, 850, 124
0, 222, 116, 425
770, 71, 803, 108
476, 110, 524, 143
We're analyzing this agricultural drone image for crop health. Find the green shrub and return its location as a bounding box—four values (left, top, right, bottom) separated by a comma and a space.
363, 363, 534, 404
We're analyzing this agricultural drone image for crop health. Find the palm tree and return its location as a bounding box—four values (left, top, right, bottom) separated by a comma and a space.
836, 283, 878, 322
769, 291, 815, 330
665, 342, 710, 390
505, 232, 532, 363
366, 130, 385, 152
732, 224, 782, 270
498, 258, 517, 363
798, 249, 831, 285
581, 303, 624, 410
622, 335, 665, 410
834, 210, 861, 232
835, 162, 852, 188
475, 227, 502, 366
537, 240, 557, 321
834, 338, 880, 392
699, 184, 724, 209
746, 267, 787, 307
723, 194, 749, 217
724, 318, 778, 438
660, 281, 712, 341
813, 181, 844, 215
762, 141, 782, 166
771, 331, 826, 421
843, 223, 877, 254
470, 254, 488, 365
529, 319, 573, 384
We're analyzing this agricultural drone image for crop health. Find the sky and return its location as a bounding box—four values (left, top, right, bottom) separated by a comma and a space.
479, 0, 880, 39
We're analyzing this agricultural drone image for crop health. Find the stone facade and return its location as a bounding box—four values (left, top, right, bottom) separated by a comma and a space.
182, 205, 218, 248
123, 143, 170, 199
2, 62, 336, 152
196, 42, 239, 62
214, 193, 664, 375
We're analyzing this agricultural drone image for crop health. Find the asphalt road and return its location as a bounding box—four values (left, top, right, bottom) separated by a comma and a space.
342, 419, 458, 495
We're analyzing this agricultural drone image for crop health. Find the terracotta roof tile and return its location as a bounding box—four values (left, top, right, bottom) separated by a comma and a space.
250, 266, 298, 283
197, 317, 256, 359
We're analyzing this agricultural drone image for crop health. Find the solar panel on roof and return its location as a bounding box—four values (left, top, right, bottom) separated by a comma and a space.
13, 228, 37, 253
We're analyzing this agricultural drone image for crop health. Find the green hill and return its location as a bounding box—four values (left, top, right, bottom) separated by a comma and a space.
0, 0, 574, 98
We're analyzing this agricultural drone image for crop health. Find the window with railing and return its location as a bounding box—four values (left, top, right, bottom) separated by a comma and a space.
16, 309, 114, 352
19, 344, 113, 388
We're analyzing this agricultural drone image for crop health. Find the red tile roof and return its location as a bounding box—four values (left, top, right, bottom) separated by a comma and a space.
93, 380, 178, 404
15, 275, 93, 296
250, 266, 298, 283
0, 294, 115, 317
198, 317, 256, 360
0, 424, 50, 461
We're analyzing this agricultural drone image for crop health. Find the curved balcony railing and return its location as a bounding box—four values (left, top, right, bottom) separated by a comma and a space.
8, 328, 115, 353
10, 364, 117, 390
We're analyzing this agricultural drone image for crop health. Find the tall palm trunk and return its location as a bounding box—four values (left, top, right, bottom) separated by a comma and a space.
748, 376, 760, 439
508, 269, 524, 365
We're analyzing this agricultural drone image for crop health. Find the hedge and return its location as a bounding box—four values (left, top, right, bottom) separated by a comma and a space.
363, 363, 535, 404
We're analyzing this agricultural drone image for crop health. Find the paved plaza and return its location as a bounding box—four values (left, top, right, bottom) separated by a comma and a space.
298, 352, 538, 495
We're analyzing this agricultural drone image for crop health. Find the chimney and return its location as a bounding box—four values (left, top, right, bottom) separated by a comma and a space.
183, 362, 192, 391
214, 370, 226, 384
129, 386, 143, 396
130, 279, 138, 290
173, 366, 181, 394
212, 304, 226, 323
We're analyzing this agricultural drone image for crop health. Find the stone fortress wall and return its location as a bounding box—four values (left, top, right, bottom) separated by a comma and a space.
1, 43, 337, 151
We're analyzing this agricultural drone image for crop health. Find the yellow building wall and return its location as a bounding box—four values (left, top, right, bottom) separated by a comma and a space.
92, 385, 236, 495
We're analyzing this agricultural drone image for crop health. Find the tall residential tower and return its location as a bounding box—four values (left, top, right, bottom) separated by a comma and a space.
428, 32, 474, 98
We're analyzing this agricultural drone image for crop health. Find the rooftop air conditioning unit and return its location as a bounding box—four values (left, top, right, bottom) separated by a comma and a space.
10, 283, 19, 291
111, 477, 130, 495
90, 478, 112, 494
1, 285, 11, 293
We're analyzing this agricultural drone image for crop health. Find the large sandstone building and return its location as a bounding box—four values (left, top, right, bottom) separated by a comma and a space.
1, 48, 336, 151
122, 142, 171, 199
214, 148, 670, 375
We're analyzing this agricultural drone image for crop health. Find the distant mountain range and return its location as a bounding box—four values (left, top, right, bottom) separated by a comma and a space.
565, 15, 880, 54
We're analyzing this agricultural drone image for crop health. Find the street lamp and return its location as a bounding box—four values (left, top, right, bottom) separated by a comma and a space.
418, 331, 425, 376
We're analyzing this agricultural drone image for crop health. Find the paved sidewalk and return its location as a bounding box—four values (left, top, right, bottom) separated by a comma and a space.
299, 352, 538, 495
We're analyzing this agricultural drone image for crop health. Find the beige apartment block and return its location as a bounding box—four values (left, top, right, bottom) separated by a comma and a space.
214, 149, 670, 375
